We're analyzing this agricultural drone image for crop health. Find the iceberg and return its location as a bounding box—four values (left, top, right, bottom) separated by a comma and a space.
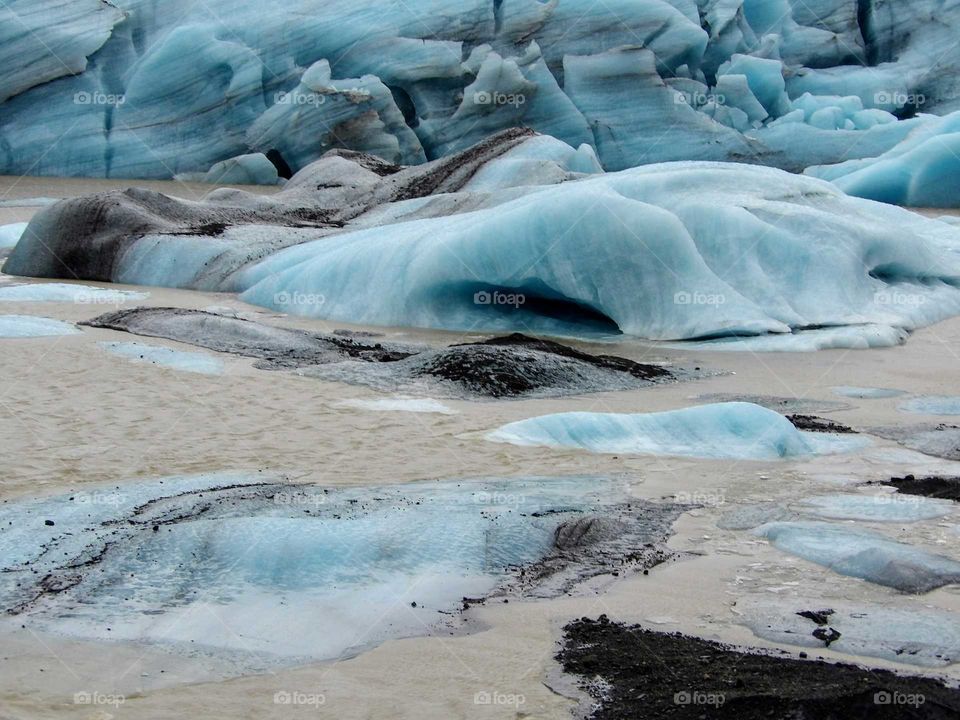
487, 402, 865, 460
0, 315, 81, 338
98, 341, 225, 375
10, 132, 960, 346
753, 521, 960, 592
2, 0, 960, 183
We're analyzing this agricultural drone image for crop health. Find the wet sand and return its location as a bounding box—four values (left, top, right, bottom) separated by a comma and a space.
1, 179, 960, 719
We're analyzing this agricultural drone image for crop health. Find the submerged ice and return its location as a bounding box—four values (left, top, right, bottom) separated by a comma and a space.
753, 521, 960, 592
98, 341, 225, 375
0, 315, 81, 338
0, 282, 148, 304
0, 473, 681, 666
487, 402, 866, 460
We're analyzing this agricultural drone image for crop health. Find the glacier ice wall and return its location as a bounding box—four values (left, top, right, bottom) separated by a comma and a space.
2, 0, 960, 183
9, 132, 960, 345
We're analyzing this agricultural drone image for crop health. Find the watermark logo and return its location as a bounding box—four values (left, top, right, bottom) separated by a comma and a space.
674, 291, 726, 307
674, 90, 726, 107
273, 491, 326, 508
474, 290, 525, 308
674, 490, 726, 506
674, 690, 725, 707
474, 91, 526, 108
473, 691, 526, 708
875, 290, 926, 308
73, 490, 126, 507
74, 91, 125, 106
874, 91, 926, 107
472, 491, 526, 509
73, 691, 125, 707
274, 291, 326, 308
874, 690, 924, 707
275, 90, 326, 107
273, 690, 326, 708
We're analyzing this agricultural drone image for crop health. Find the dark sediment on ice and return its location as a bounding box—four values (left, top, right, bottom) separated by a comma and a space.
83, 308, 677, 398
787, 414, 857, 433
557, 617, 960, 720
881, 475, 960, 501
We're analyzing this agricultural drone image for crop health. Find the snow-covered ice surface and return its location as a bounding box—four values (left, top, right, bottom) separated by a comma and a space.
335, 397, 456, 415
0, 315, 81, 338
487, 402, 867, 460
753, 521, 960, 592
799, 494, 954, 523
831, 386, 906, 399
900, 396, 960, 415
98, 341, 225, 376
0, 473, 677, 668
743, 598, 960, 667
0, 283, 148, 304
11, 138, 960, 347
0, 222, 27, 248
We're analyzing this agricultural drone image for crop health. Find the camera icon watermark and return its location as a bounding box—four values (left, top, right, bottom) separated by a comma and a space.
674, 690, 725, 707
472, 491, 526, 509
674, 490, 726, 506
274, 291, 326, 308
874, 290, 926, 308
273, 490, 327, 508
73, 490, 126, 507
275, 90, 326, 107
273, 690, 326, 708
473, 690, 526, 707
874, 91, 926, 107
473, 91, 526, 108
473, 290, 525, 308
874, 690, 924, 707
674, 90, 726, 107
674, 290, 726, 307
73, 691, 125, 707
74, 91, 126, 106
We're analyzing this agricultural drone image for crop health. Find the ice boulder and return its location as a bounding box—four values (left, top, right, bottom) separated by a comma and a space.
487, 402, 863, 460
9, 132, 960, 346
753, 521, 960, 592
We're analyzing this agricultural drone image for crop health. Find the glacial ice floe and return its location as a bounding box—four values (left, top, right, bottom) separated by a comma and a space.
0, 315, 81, 338
487, 402, 867, 460
799, 494, 954, 523
900, 396, 960, 415
12, 133, 960, 347
831, 386, 906, 399
753, 521, 960, 592
98, 341, 225, 375
0, 473, 681, 665
2, 0, 960, 196
0, 222, 27, 248
743, 599, 960, 667
0, 282, 148, 304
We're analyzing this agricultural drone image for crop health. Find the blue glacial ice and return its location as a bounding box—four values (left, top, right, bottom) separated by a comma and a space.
0, 473, 673, 665
753, 521, 960, 592
799, 494, 954, 523
98, 341, 225, 375
335, 397, 457, 415
10, 133, 960, 347
487, 402, 867, 460
0, 283, 148, 304
744, 599, 960, 667
174, 153, 282, 186
807, 112, 960, 207
900, 396, 960, 415
831, 386, 906, 399
0, 315, 81, 338
2, 0, 960, 190
0, 222, 27, 248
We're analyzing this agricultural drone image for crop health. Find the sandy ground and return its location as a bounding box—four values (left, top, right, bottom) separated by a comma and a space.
1, 179, 960, 719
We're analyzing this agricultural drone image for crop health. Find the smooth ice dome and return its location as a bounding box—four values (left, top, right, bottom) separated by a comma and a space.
0, 283, 148, 304
10, 135, 960, 347
98, 341, 225, 375
487, 402, 864, 460
799, 494, 954, 522
753, 521, 960, 592
0, 222, 27, 248
0, 315, 81, 338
